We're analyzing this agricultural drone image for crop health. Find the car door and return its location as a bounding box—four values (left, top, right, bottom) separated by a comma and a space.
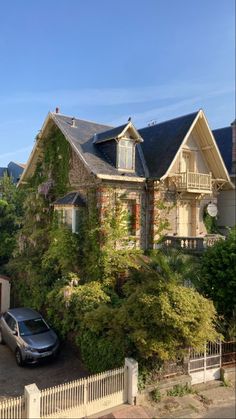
7, 316, 18, 351
2, 313, 17, 350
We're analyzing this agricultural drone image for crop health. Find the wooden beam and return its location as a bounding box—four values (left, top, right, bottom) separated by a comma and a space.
201, 145, 213, 150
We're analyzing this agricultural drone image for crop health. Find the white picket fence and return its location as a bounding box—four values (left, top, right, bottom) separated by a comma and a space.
40, 367, 127, 418
0, 358, 137, 419
0, 396, 25, 419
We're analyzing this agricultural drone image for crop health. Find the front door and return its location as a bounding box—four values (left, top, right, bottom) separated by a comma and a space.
179, 202, 192, 236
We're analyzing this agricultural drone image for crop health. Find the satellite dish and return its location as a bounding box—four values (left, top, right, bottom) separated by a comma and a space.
207, 203, 218, 217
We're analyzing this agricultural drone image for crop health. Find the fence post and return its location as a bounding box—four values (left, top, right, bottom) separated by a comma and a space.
125, 358, 138, 405
24, 383, 41, 419
204, 343, 207, 383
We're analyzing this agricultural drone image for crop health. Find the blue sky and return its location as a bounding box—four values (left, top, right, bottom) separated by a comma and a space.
0, 0, 235, 166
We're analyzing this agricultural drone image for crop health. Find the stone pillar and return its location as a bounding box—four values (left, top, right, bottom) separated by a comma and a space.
125, 357, 138, 405
24, 383, 41, 419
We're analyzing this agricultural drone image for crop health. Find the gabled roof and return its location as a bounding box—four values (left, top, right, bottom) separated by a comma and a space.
212, 127, 232, 174
139, 112, 198, 178
54, 192, 85, 206
93, 122, 143, 144
51, 114, 146, 179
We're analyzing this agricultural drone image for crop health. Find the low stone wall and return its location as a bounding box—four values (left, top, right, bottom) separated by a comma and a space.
220, 366, 236, 385
137, 374, 192, 404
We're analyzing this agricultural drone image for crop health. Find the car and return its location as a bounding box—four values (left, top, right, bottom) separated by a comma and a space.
0, 307, 59, 366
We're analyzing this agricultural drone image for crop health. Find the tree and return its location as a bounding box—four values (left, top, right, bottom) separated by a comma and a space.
0, 174, 25, 268
197, 228, 236, 333
80, 254, 219, 372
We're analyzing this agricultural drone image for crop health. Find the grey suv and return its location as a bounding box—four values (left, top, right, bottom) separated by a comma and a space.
0, 308, 59, 366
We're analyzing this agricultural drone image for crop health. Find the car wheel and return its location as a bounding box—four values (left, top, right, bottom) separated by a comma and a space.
0, 329, 5, 344
15, 348, 24, 366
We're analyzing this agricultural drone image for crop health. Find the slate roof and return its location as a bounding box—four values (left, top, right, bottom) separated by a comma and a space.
0, 162, 25, 183
51, 114, 146, 178
93, 124, 128, 144
139, 111, 198, 178
212, 127, 232, 174
54, 192, 85, 206
0, 167, 7, 177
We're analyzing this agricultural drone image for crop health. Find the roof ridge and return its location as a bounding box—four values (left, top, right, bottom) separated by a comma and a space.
52, 112, 112, 128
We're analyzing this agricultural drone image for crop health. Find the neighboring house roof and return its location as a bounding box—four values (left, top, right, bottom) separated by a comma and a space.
0, 162, 25, 183
7, 162, 26, 183
212, 127, 232, 174
54, 192, 85, 206
139, 112, 198, 179
0, 167, 7, 177
50, 113, 146, 179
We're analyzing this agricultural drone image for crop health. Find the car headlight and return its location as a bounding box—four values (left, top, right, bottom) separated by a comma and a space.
25, 346, 37, 353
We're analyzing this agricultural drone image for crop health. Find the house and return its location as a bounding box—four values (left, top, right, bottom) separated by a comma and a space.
0, 161, 26, 184
19, 108, 233, 251
0, 275, 10, 313
213, 120, 236, 232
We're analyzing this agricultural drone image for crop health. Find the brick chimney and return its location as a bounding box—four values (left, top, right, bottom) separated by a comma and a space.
231, 119, 236, 174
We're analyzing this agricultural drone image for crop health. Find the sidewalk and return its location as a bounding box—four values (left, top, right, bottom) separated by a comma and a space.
93, 380, 235, 418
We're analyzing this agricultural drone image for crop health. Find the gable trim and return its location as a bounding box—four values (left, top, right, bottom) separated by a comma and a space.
161, 110, 232, 185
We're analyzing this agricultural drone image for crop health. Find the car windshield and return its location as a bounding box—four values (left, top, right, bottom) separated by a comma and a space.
18, 318, 49, 336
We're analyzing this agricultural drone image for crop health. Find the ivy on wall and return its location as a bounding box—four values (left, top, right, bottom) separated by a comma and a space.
203, 206, 219, 234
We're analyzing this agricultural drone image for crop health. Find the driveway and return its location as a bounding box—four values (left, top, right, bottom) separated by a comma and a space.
0, 341, 88, 401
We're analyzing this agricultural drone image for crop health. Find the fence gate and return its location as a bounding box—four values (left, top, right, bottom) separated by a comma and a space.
40, 366, 127, 419
188, 341, 221, 385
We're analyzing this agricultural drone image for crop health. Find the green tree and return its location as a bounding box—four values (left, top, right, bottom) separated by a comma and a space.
197, 228, 236, 333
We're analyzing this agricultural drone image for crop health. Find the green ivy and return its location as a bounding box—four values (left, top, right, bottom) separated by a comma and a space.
203, 207, 219, 234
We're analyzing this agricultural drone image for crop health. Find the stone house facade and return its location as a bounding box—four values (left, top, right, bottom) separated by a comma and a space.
19, 109, 233, 251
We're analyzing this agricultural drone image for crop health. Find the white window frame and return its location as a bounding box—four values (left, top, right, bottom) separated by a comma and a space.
117, 138, 135, 172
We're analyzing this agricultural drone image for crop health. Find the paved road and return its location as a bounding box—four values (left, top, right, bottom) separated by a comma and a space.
0, 341, 88, 400
201, 402, 236, 418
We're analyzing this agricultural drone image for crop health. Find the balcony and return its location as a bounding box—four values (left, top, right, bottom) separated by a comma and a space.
174, 171, 212, 193
162, 234, 224, 253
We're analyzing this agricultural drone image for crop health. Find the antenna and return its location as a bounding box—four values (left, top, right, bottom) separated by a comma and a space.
147, 119, 157, 127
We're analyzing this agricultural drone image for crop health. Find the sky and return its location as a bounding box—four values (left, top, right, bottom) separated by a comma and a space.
0, 0, 235, 166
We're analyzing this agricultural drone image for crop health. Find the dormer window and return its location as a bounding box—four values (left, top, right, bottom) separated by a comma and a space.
93, 121, 143, 173
118, 139, 135, 171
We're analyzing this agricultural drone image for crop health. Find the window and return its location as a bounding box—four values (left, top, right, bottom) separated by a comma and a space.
121, 200, 136, 236
118, 139, 135, 171
54, 207, 81, 233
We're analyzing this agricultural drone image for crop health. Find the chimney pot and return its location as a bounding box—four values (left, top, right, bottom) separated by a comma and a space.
71, 117, 76, 127
55, 107, 60, 114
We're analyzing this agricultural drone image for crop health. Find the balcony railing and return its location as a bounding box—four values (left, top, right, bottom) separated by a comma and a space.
161, 234, 225, 252
175, 171, 212, 192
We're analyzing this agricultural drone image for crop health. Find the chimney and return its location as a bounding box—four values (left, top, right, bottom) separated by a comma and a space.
71, 117, 76, 128
55, 107, 60, 114
231, 119, 236, 174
